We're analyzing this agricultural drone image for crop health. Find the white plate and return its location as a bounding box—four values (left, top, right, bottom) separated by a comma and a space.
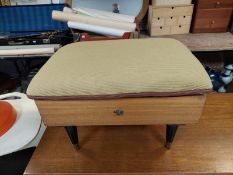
0, 92, 43, 156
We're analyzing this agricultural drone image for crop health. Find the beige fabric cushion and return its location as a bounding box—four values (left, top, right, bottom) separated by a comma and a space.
27, 38, 212, 99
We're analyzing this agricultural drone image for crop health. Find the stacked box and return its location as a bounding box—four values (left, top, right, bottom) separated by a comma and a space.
152, 0, 192, 6
148, 4, 193, 36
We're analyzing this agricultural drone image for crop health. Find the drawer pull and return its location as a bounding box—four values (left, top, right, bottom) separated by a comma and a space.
160, 26, 163, 29
157, 17, 160, 20
113, 109, 124, 116
211, 20, 215, 25
170, 16, 173, 19
179, 25, 182, 28
171, 6, 174, 9
215, 1, 221, 7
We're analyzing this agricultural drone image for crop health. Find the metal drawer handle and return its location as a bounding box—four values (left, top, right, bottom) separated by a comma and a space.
215, 1, 221, 7
113, 109, 124, 116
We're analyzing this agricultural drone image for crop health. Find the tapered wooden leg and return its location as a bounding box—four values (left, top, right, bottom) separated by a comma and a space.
65, 126, 80, 150
165, 124, 178, 149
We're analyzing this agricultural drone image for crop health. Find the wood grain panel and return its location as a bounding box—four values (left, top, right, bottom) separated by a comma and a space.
192, 8, 232, 33
152, 5, 193, 17
170, 25, 190, 34
24, 93, 233, 174
197, 0, 233, 9
65, 0, 72, 7
36, 95, 206, 126
136, 0, 149, 22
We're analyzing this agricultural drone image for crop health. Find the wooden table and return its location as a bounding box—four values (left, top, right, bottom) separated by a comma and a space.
24, 93, 233, 175
141, 32, 233, 52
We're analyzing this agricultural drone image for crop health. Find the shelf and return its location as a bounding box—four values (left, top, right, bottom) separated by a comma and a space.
141, 32, 233, 52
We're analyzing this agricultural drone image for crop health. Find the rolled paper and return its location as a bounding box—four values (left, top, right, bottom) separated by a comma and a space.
68, 21, 127, 37
63, 7, 89, 16
0, 48, 55, 56
63, 7, 74, 13
52, 10, 136, 31
73, 7, 136, 23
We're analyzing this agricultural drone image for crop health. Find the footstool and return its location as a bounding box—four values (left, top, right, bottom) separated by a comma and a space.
27, 38, 212, 149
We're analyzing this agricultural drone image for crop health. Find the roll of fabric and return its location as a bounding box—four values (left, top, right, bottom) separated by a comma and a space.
0, 48, 55, 56
72, 7, 136, 23
63, 7, 75, 13
68, 21, 127, 37
52, 10, 136, 31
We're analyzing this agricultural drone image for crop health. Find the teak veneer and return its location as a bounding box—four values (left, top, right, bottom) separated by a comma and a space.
35, 95, 206, 126
35, 95, 206, 149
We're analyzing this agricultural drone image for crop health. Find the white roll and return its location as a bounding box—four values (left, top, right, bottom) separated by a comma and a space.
73, 7, 136, 23
0, 48, 55, 56
68, 21, 127, 37
63, 7, 74, 13
52, 10, 136, 31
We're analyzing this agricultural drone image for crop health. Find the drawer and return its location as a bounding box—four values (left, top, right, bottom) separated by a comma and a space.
178, 15, 192, 25
36, 95, 206, 126
152, 0, 192, 6
151, 15, 191, 27
152, 5, 193, 17
165, 16, 178, 26
150, 26, 171, 36
192, 8, 232, 33
152, 17, 165, 26
197, 0, 233, 9
171, 25, 191, 34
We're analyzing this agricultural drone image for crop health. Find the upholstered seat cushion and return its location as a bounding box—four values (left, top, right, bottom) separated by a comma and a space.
27, 38, 212, 100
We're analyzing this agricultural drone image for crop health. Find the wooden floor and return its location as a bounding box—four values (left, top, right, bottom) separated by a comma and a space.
24, 93, 233, 175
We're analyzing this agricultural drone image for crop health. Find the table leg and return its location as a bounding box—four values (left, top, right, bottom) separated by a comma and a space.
65, 126, 80, 150
165, 124, 178, 149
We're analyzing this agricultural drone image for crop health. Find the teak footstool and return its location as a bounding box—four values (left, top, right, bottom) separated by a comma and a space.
27, 38, 212, 149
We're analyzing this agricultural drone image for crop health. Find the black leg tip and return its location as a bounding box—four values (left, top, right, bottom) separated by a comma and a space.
73, 144, 81, 150
165, 142, 172, 149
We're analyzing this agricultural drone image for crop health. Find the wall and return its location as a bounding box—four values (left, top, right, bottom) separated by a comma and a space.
72, 0, 143, 16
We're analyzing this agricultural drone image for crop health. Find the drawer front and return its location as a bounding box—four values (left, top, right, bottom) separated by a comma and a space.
165, 16, 178, 26
152, 5, 193, 17
192, 8, 232, 32
152, 0, 192, 6
152, 17, 165, 26
178, 15, 192, 25
150, 26, 171, 36
197, 0, 233, 9
171, 25, 190, 34
36, 95, 206, 126
151, 15, 191, 27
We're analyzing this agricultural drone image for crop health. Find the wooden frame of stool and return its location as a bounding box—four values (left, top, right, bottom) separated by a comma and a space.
35, 95, 206, 149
